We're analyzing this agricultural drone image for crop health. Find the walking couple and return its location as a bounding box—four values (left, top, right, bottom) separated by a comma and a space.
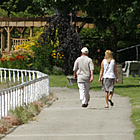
73, 47, 119, 108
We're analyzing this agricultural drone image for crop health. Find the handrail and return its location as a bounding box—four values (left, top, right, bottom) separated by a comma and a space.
0, 68, 49, 119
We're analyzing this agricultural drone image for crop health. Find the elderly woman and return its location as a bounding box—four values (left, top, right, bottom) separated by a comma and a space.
98, 50, 119, 108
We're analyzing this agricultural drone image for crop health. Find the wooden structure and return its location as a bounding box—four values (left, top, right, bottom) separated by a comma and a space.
0, 17, 48, 53
11, 38, 29, 50
0, 16, 93, 53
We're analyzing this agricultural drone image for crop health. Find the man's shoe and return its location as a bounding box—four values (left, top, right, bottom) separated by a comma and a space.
82, 104, 88, 107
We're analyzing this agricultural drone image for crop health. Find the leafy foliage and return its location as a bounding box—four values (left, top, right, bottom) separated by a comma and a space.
80, 28, 112, 63
0, 0, 54, 17
33, 0, 140, 61
31, 43, 54, 72
39, 13, 83, 75
0, 49, 34, 69
0, 8, 8, 17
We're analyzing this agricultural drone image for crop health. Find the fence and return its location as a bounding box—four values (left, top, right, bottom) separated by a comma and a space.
0, 68, 49, 119
11, 38, 29, 50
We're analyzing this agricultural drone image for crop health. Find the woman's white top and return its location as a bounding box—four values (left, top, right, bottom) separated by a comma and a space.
103, 59, 115, 79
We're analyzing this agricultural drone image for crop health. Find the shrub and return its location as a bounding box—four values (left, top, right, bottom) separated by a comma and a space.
9, 99, 45, 124
92, 59, 101, 74
0, 49, 34, 69
0, 28, 55, 71
94, 65, 101, 74
31, 43, 54, 72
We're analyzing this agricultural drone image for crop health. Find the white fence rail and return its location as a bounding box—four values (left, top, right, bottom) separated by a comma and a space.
0, 68, 49, 119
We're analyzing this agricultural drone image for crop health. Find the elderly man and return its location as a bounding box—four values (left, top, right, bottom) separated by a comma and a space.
73, 47, 94, 107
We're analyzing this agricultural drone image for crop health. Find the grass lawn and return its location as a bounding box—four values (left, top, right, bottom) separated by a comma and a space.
49, 74, 140, 140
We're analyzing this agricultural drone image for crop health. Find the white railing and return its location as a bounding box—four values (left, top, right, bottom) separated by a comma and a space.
0, 68, 49, 119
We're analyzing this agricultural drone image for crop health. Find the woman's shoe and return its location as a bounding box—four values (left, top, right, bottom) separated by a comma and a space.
108, 99, 114, 106
105, 105, 109, 108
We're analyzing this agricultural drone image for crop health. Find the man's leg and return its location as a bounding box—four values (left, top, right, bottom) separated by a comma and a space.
85, 82, 91, 103
78, 82, 88, 106
78, 82, 84, 103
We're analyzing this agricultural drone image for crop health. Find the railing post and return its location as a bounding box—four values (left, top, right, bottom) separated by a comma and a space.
8, 91, 11, 111
25, 85, 28, 105
10, 90, 13, 109
5, 92, 8, 117
12, 90, 15, 109
9, 70, 11, 82
29, 72, 31, 81
25, 71, 27, 82
33, 72, 35, 80
21, 87, 23, 106
13, 70, 15, 82
2, 92, 5, 117
21, 71, 24, 83
17, 71, 20, 83
0, 93, 2, 119
0, 69, 3, 83
4, 70, 6, 83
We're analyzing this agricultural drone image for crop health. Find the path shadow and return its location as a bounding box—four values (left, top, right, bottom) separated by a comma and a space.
115, 85, 140, 88
90, 86, 102, 90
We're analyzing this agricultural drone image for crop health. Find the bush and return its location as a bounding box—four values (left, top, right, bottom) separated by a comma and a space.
31, 43, 54, 72
9, 98, 47, 124
92, 59, 101, 74
94, 65, 101, 74
0, 28, 54, 72
0, 49, 34, 69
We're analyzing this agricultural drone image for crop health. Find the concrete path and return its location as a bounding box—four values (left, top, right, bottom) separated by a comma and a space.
2, 87, 135, 140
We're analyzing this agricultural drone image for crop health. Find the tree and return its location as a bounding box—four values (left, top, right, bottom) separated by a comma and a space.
34, 0, 140, 60
0, 0, 50, 17
39, 13, 82, 75
0, 8, 8, 17
86, 0, 140, 60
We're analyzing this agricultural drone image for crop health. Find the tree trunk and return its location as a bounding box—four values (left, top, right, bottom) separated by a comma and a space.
108, 24, 117, 61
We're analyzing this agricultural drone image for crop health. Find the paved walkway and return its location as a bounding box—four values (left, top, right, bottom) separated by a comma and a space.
2, 87, 135, 140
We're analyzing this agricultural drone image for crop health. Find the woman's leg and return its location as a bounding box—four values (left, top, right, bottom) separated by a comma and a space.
107, 79, 115, 106
109, 92, 113, 100
105, 91, 109, 107
108, 92, 114, 106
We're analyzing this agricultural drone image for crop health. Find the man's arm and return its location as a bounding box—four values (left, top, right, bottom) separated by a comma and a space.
90, 70, 94, 82
73, 59, 78, 79
74, 71, 77, 79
